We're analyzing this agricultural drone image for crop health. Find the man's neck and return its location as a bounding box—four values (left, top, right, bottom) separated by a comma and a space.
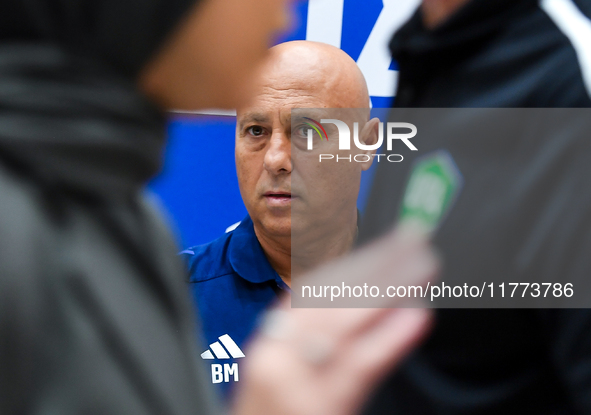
421, 0, 472, 29
254, 212, 358, 288
254, 229, 292, 287
291, 218, 358, 278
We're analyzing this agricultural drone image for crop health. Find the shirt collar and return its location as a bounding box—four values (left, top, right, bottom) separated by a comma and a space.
228, 215, 282, 284
229, 212, 360, 286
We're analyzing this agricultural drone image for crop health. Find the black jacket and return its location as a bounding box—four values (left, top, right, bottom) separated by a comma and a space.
362, 0, 591, 414
0, 1, 218, 414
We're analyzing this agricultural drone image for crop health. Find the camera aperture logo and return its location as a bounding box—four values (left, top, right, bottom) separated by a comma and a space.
304, 118, 418, 163
303, 117, 329, 142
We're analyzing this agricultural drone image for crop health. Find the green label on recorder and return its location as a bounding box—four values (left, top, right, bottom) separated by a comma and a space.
399, 151, 462, 232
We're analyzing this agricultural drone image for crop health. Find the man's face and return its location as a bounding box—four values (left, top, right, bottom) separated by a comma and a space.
236, 85, 375, 241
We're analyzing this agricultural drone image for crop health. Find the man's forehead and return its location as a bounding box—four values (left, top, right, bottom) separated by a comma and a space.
236, 110, 290, 131
237, 107, 334, 127
251, 66, 340, 103
236, 108, 289, 130
257, 82, 328, 105
238, 111, 270, 123
236, 82, 334, 125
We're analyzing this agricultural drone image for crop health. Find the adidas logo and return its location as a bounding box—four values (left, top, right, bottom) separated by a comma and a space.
201, 334, 244, 384
201, 334, 245, 360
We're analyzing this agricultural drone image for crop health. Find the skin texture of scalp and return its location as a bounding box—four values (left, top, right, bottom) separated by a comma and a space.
257, 41, 371, 111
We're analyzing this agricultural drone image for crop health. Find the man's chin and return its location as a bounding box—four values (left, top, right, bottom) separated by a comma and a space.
256, 219, 291, 239
290, 222, 319, 241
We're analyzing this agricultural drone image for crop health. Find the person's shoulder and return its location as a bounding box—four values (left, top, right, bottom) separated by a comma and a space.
528, 0, 591, 106
0, 165, 53, 288
180, 220, 243, 283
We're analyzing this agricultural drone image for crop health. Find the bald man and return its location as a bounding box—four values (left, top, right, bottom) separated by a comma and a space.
182, 40, 380, 394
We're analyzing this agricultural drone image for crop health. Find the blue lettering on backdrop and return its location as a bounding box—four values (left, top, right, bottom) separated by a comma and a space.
149, 0, 419, 247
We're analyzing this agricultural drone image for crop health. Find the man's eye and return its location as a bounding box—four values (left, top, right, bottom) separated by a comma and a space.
247, 126, 264, 136
294, 124, 312, 138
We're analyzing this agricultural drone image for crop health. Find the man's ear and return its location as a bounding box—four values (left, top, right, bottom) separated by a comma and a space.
358, 117, 381, 171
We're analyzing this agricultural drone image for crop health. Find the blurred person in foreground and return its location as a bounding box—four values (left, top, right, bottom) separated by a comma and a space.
184, 40, 381, 393
0, 0, 437, 414
361, 0, 591, 414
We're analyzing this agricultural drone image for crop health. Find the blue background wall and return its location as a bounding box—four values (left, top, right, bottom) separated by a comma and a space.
148, 0, 419, 248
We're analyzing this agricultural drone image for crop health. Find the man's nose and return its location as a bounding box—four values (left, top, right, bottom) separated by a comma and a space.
264, 133, 292, 175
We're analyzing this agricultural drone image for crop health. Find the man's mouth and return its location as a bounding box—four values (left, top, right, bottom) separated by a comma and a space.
264, 191, 292, 206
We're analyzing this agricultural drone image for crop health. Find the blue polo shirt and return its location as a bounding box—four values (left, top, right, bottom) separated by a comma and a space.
182, 215, 289, 395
